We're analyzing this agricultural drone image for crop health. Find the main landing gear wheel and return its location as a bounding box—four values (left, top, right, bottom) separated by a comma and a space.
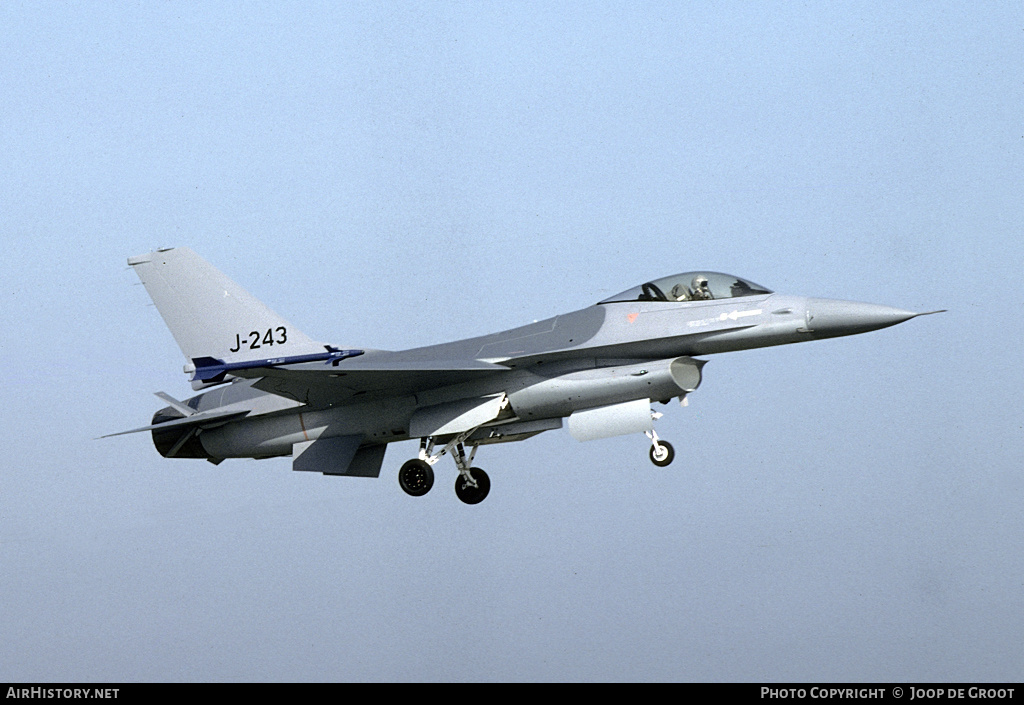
455, 468, 490, 505
399, 458, 434, 497
649, 440, 675, 467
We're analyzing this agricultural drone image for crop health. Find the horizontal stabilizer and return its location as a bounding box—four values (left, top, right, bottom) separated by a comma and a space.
100, 408, 250, 438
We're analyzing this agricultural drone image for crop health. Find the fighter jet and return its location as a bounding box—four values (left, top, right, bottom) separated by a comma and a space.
106, 247, 941, 504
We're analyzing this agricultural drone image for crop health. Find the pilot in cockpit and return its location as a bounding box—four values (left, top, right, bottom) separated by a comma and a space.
690, 275, 713, 300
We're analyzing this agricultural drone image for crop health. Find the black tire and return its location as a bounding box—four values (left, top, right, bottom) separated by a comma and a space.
399, 459, 434, 497
455, 467, 491, 505
649, 440, 675, 467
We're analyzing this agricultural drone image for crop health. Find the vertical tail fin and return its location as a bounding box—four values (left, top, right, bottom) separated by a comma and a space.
128, 248, 325, 370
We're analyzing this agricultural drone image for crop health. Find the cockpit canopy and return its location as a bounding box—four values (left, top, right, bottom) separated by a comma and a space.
599, 272, 772, 304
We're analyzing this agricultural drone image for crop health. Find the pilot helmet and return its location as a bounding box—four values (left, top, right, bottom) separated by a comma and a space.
691, 275, 709, 292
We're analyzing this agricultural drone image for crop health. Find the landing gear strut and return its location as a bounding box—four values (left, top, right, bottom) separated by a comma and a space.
399, 432, 492, 504
449, 440, 490, 505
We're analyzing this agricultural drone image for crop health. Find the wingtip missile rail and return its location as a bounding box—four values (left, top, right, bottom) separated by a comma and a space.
190, 347, 365, 384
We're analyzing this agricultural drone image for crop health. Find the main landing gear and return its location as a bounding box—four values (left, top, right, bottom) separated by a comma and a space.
399, 434, 491, 505
397, 458, 433, 496
455, 467, 490, 505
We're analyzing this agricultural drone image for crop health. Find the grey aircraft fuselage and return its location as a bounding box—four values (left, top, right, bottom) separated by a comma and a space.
114, 250, 938, 504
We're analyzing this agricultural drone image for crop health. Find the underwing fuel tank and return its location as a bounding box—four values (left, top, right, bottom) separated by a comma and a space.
507, 356, 705, 420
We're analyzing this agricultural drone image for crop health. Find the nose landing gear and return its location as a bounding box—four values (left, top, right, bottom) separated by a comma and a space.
646, 429, 675, 467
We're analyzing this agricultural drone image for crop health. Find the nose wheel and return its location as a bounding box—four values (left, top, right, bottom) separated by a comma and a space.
649, 440, 675, 467
646, 429, 675, 467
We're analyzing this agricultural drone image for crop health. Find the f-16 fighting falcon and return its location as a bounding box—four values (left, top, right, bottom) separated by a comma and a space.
106, 248, 941, 504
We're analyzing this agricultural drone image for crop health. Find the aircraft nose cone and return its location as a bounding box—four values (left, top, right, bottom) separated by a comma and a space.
806, 298, 920, 338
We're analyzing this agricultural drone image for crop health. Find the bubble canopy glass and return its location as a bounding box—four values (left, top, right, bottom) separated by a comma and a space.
599, 272, 773, 304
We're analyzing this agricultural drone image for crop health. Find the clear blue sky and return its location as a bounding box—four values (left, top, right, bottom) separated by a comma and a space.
2, 1, 1022, 681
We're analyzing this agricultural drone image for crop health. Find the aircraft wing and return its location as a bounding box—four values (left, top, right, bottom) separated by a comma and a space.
229, 358, 510, 407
